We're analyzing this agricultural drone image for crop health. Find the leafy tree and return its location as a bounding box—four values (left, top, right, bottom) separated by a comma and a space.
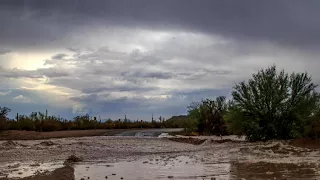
0, 107, 11, 130
228, 65, 319, 141
187, 96, 228, 135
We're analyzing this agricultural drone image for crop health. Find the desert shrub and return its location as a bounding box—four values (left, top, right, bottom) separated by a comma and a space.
228, 65, 319, 141
187, 96, 228, 135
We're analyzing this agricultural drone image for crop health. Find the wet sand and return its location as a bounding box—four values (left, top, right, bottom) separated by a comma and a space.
0, 136, 319, 180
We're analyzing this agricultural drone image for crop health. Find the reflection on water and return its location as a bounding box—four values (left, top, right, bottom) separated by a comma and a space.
75, 156, 231, 180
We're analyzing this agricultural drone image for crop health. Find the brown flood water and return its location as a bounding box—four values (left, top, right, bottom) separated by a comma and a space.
0, 134, 319, 180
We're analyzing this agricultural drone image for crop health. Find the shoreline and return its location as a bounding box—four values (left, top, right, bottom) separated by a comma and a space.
0, 129, 140, 140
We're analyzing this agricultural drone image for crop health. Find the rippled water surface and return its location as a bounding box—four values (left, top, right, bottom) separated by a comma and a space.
75, 155, 231, 180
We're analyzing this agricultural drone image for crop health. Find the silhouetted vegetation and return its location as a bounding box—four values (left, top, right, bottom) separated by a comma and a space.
187, 96, 229, 135
0, 109, 163, 131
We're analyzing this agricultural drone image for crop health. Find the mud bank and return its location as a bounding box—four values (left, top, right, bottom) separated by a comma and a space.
0, 129, 126, 140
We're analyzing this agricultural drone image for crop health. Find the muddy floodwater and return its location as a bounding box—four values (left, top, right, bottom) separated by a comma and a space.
0, 132, 319, 180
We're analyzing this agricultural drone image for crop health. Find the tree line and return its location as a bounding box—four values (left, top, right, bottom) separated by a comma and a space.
186, 65, 320, 141
0, 109, 165, 131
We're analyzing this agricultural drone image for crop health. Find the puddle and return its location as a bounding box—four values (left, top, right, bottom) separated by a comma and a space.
75, 156, 231, 180
0, 161, 64, 178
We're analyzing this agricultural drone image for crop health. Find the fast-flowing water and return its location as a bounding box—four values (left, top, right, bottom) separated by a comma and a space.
0, 131, 319, 180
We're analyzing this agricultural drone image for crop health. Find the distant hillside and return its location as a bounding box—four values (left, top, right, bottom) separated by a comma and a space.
164, 115, 194, 128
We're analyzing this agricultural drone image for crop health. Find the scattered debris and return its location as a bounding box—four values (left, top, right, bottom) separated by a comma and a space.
64, 154, 83, 165
167, 137, 206, 145
38, 141, 56, 146
7, 163, 20, 169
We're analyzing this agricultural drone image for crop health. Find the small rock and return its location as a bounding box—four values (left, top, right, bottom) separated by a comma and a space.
168, 176, 174, 178
112, 173, 116, 176
105, 176, 108, 179
120, 177, 123, 179
211, 178, 216, 180
81, 178, 85, 180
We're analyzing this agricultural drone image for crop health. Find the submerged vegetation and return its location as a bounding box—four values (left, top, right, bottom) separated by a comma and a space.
0, 65, 319, 141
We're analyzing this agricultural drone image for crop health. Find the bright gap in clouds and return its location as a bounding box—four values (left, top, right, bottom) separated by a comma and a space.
7, 52, 55, 70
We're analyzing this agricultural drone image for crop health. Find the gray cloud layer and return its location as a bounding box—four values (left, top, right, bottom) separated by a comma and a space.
2, 0, 320, 49
1, 0, 320, 119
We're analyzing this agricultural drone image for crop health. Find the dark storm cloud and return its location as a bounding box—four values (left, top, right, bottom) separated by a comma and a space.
1, 0, 320, 48
82, 86, 157, 94
52, 53, 67, 60
121, 70, 173, 80
70, 93, 142, 113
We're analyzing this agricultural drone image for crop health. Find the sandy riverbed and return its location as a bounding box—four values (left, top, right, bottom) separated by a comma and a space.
0, 135, 319, 180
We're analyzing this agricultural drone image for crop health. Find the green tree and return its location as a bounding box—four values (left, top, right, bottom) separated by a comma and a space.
0, 107, 11, 130
187, 96, 228, 135
228, 65, 319, 141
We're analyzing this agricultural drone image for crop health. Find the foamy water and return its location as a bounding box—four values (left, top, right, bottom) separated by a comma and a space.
0, 161, 64, 178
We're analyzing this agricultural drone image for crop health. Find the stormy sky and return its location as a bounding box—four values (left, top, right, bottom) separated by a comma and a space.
1, 0, 320, 120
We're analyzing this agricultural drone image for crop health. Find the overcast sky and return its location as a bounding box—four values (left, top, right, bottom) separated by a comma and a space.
1, 0, 320, 120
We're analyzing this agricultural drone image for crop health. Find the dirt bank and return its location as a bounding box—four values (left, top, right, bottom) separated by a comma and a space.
0, 129, 128, 140
289, 138, 320, 149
